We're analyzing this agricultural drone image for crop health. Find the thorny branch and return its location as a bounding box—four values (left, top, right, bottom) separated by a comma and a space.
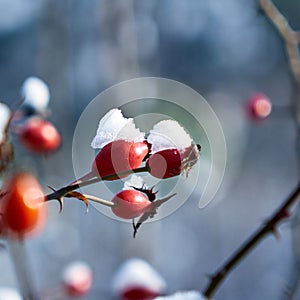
203, 182, 300, 299
202, 1, 300, 298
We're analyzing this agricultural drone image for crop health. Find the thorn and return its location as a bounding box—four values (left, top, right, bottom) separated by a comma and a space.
47, 185, 57, 192
57, 197, 64, 213
132, 219, 137, 238
272, 227, 281, 240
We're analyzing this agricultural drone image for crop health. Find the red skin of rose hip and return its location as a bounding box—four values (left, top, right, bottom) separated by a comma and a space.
247, 93, 272, 120
20, 117, 61, 153
146, 148, 182, 179
0, 172, 47, 238
92, 140, 149, 180
111, 190, 151, 219
121, 286, 159, 300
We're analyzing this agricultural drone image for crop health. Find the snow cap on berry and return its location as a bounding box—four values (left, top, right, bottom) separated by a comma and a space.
0, 103, 11, 143
91, 108, 145, 149
62, 261, 93, 296
21, 77, 50, 113
112, 258, 166, 296
154, 291, 206, 300
148, 120, 193, 154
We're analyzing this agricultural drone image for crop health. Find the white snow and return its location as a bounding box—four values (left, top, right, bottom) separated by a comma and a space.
91, 108, 145, 149
123, 175, 146, 190
62, 261, 93, 288
0, 287, 22, 300
148, 120, 192, 153
154, 290, 206, 300
21, 77, 50, 112
0, 102, 11, 143
112, 258, 166, 296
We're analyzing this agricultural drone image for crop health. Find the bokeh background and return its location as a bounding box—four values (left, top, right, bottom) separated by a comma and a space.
1, 0, 300, 299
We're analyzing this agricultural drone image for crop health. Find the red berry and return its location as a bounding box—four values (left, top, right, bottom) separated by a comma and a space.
121, 286, 159, 300
111, 190, 151, 219
19, 117, 61, 153
247, 93, 272, 120
0, 172, 47, 238
92, 140, 149, 180
62, 261, 93, 297
146, 148, 182, 179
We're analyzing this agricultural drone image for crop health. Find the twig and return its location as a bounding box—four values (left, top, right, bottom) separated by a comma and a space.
45, 166, 148, 203
259, 1, 300, 298
8, 239, 40, 300
83, 194, 115, 207
202, 182, 300, 299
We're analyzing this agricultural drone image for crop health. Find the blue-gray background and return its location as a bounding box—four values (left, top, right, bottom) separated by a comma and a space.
0, 0, 300, 299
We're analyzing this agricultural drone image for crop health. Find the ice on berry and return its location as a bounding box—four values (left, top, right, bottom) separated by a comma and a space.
154, 291, 206, 300
91, 108, 145, 149
21, 77, 50, 113
148, 120, 193, 153
0, 103, 11, 143
112, 258, 166, 296
123, 175, 146, 190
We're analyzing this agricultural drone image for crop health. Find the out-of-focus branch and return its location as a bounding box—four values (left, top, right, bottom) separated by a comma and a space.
259, 1, 300, 299
202, 2, 300, 298
259, 0, 300, 124
202, 182, 300, 299
259, 0, 300, 80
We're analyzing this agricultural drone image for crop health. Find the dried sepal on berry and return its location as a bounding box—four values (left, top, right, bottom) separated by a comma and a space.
146, 120, 200, 179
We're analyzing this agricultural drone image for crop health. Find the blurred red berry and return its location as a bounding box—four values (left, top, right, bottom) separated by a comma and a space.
121, 287, 159, 300
111, 190, 151, 219
247, 93, 272, 120
112, 258, 166, 300
62, 261, 93, 298
0, 172, 47, 239
19, 117, 61, 153
92, 140, 149, 180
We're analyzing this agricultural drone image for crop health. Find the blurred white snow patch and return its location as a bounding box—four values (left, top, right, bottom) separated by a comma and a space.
91, 108, 145, 149
21, 77, 50, 112
0, 287, 22, 300
155, 291, 206, 300
0, 103, 11, 143
112, 258, 166, 296
148, 120, 192, 153
62, 261, 93, 289
123, 175, 146, 190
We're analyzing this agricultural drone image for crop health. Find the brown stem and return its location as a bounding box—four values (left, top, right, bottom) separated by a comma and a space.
45, 166, 149, 202
202, 182, 300, 298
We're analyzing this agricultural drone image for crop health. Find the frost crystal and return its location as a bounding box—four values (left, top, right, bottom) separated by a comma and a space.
91, 108, 145, 149
21, 77, 50, 112
112, 258, 166, 296
148, 120, 193, 153
0, 103, 11, 143
154, 291, 206, 300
